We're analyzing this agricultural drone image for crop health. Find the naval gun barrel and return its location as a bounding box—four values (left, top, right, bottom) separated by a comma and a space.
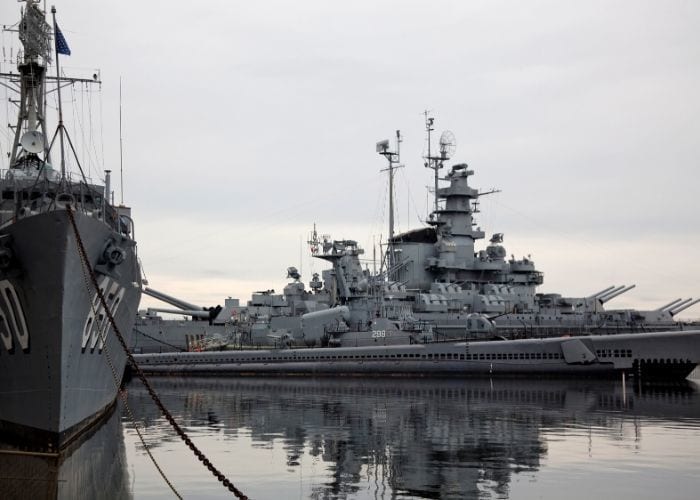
600, 284, 636, 303
670, 298, 700, 315
144, 287, 204, 312
301, 306, 351, 324
597, 285, 626, 302
147, 307, 211, 319
588, 286, 616, 299
657, 298, 683, 311
667, 298, 695, 315
600, 285, 636, 303
667, 298, 693, 313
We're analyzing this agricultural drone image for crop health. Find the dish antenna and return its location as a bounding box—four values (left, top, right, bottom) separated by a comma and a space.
439, 130, 456, 160
20, 130, 44, 154
376, 139, 390, 153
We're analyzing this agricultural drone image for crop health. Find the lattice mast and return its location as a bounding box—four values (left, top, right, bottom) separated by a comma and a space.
8, 0, 52, 166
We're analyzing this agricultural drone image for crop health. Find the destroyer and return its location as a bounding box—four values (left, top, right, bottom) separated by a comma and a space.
0, 2, 141, 451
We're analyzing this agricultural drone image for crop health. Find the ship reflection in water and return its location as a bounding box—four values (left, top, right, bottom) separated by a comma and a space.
0, 405, 131, 500
121, 377, 700, 499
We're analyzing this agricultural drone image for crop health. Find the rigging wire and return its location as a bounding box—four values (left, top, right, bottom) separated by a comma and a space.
79, 82, 85, 176
366, 172, 389, 251
1, 75, 8, 164
87, 83, 94, 179
148, 171, 380, 265
98, 78, 105, 174
86, 83, 103, 182
1, 29, 16, 164
396, 167, 427, 227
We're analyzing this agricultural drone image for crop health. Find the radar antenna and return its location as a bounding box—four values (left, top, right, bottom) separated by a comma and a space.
424, 113, 456, 215
20, 130, 44, 154
377, 130, 404, 280
439, 130, 456, 159
307, 223, 321, 255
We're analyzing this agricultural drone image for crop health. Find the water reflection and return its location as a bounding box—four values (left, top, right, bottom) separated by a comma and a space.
123, 377, 700, 499
0, 405, 130, 500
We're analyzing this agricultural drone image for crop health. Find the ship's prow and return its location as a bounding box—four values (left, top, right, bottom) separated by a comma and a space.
0, 1, 141, 452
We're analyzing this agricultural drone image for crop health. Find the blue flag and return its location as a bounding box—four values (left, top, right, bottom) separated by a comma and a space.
55, 24, 71, 56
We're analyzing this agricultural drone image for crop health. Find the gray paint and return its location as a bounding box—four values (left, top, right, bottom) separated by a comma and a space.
134, 329, 700, 380
0, 2, 141, 450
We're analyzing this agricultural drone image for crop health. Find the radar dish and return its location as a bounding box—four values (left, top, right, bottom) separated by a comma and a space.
439, 130, 456, 159
376, 140, 390, 153
20, 131, 44, 154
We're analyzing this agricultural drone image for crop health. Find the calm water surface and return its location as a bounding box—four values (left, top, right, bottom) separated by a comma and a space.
121, 376, 700, 499
2, 376, 699, 499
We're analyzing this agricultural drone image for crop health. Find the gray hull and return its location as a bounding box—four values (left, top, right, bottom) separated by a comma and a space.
134, 329, 700, 381
0, 402, 130, 499
131, 320, 229, 354
0, 210, 140, 451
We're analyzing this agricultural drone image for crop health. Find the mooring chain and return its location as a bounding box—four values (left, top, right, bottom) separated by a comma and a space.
66, 206, 249, 500
76, 232, 183, 499
133, 327, 187, 352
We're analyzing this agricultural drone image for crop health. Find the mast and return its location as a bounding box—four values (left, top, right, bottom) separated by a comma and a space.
423, 114, 457, 219
50, 6, 67, 180
377, 132, 403, 280
3, 3, 100, 174
7, 0, 52, 167
389, 130, 402, 245
423, 111, 440, 214
119, 77, 124, 205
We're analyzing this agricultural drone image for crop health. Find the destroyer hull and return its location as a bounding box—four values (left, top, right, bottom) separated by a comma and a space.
134, 330, 700, 380
0, 402, 129, 499
0, 210, 140, 451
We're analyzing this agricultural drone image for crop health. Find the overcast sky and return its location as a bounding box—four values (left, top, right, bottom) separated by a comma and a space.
1, 0, 699, 319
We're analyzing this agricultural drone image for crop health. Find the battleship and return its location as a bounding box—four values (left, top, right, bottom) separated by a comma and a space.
0, 2, 141, 452
132, 118, 697, 354
283, 123, 698, 343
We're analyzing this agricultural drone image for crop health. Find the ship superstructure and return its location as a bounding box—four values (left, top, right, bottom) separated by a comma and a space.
0, 1, 141, 451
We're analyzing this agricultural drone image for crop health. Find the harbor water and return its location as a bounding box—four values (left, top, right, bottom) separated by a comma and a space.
3, 376, 700, 499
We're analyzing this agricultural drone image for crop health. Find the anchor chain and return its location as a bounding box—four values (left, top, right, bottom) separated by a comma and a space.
76, 231, 182, 499
133, 327, 187, 352
67, 206, 248, 499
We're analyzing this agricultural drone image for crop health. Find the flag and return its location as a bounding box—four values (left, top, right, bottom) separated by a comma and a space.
55, 24, 71, 56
